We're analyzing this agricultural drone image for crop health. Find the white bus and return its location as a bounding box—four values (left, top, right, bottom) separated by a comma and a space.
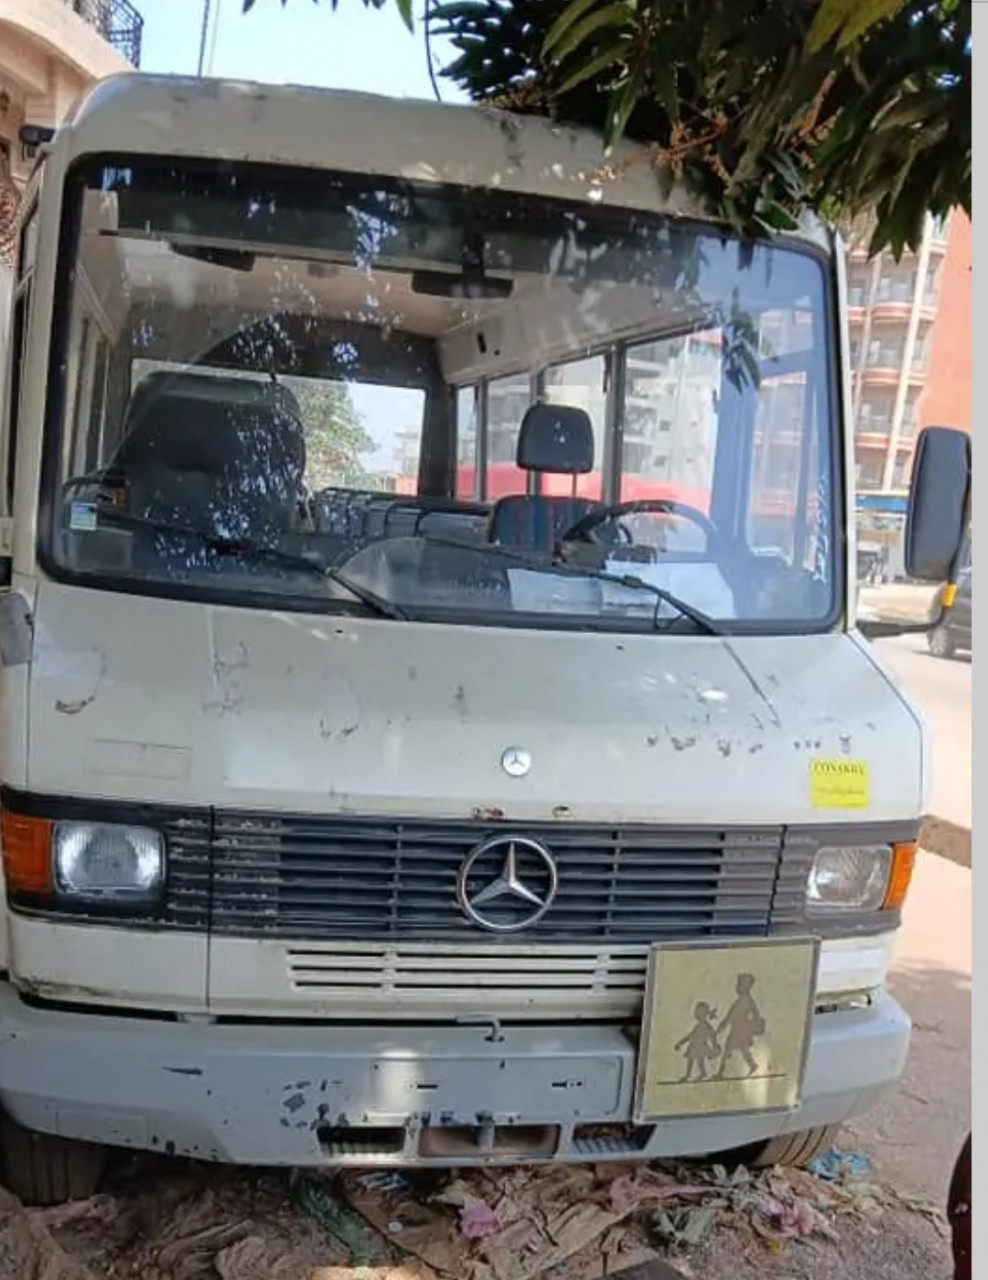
0, 74, 970, 1202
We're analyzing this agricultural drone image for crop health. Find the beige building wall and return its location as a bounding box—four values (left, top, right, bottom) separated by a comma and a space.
1, 0, 134, 181
2, 0, 139, 372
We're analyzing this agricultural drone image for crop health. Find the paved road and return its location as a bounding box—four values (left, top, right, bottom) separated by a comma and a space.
847, 850, 971, 1205
843, 635, 972, 1211
873, 634, 971, 830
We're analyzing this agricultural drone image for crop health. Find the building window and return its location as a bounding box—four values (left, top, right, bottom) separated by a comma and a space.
855, 457, 885, 491
892, 452, 914, 490
857, 397, 894, 435
868, 339, 904, 369
924, 262, 941, 306
875, 271, 915, 304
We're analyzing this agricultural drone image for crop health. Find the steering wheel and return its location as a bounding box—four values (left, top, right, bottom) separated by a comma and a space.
562, 498, 719, 549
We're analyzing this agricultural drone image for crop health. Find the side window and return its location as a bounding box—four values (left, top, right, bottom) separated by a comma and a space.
66, 318, 111, 481
68, 316, 93, 474
85, 335, 110, 472
746, 369, 813, 560
455, 385, 479, 499
5, 287, 30, 511
4, 202, 36, 514
543, 354, 606, 499
486, 372, 530, 498
621, 332, 721, 503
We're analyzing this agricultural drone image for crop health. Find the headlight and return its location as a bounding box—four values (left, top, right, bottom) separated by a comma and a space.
53, 822, 164, 904
806, 845, 891, 912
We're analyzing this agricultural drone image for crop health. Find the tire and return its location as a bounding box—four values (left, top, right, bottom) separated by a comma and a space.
0, 1110, 107, 1206
928, 624, 956, 660
743, 1124, 841, 1170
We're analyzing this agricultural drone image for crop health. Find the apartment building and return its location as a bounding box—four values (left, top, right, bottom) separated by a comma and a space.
1, 0, 143, 360
847, 210, 971, 577
1, 0, 142, 178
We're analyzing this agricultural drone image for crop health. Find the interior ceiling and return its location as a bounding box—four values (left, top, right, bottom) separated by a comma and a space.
82, 231, 552, 342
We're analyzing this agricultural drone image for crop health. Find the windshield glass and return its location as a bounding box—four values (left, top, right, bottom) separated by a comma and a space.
45, 157, 840, 633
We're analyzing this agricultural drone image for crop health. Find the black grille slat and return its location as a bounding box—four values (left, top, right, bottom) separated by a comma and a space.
161, 815, 211, 930
202, 815, 784, 942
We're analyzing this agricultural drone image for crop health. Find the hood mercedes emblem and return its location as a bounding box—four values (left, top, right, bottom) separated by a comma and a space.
457, 835, 559, 933
500, 746, 532, 778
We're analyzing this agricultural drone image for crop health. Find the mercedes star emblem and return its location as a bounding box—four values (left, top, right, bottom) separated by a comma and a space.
500, 746, 532, 778
457, 835, 559, 933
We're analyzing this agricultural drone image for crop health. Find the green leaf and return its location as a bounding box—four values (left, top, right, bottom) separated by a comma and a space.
650, 52, 680, 124
604, 63, 645, 148
808, 0, 908, 52
835, 0, 908, 49
546, 3, 632, 66
394, 0, 414, 29
806, 0, 868, 52
554, 38, 634, 94
544, 0, 609, 55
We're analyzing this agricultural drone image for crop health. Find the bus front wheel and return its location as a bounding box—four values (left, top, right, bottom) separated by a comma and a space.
725, 1124, 840, 1171
0, 1110, 107, 1206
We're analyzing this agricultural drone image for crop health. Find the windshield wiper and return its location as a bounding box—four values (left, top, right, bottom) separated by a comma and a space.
417, 534, 724, 636
74, 507, 406, 620
594, 569, 724, 636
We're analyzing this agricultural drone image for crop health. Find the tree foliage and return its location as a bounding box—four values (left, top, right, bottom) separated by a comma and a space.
292, 380, 377, 489
245, 0, 969, 258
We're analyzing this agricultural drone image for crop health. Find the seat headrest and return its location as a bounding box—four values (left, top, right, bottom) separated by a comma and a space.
516, 403, 594, 475
113, 372, 305, 479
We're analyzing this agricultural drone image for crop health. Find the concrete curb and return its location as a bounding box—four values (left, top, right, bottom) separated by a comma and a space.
920, 816, 971, 870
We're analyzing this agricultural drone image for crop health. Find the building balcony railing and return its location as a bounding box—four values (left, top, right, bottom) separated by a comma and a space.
64, 0, 144, 67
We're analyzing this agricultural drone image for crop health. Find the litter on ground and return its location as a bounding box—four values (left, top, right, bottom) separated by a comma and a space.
0, 1148, 951, 1280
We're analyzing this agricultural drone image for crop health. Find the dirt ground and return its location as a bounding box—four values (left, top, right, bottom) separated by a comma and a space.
0, 1152, 956, 1280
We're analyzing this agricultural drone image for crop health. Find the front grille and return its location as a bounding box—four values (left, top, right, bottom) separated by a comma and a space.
163, 812, 212, 929
205, 814, 786, 943
285, 941, 648, 997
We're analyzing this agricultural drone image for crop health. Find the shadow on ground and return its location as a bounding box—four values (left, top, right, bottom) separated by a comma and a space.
847, 955, 970, 1210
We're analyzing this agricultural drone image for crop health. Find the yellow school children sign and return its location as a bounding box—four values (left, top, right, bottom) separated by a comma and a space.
635, 938, 819, 1121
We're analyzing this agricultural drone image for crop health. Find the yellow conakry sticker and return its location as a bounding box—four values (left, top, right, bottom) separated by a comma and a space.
809, 758, 870, 810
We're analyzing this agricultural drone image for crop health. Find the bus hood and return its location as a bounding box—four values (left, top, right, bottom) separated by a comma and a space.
23, 582, 926, 826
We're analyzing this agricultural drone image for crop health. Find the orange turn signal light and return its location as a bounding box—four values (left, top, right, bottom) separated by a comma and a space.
882, 841, 918, 911
1, 810, 53, 895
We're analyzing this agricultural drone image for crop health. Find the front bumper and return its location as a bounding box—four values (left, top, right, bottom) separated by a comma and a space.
0, 984, 910, 1165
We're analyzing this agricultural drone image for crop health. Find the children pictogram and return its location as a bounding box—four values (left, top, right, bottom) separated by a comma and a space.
714, 973, 766, 1079
673, 1000, 721, 1081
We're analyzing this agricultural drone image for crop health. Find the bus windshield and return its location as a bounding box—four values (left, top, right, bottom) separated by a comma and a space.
44, 157, 840, 633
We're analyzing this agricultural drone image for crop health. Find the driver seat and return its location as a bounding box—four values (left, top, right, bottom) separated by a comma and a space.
111, 372, 307, 542
488, 403, 599, 553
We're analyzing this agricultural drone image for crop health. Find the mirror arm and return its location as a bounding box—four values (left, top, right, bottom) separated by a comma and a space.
858, 617, 941, 641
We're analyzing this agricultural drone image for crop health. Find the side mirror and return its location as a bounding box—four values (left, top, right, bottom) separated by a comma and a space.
858, 425, 970, 641
904, 427, 971, 581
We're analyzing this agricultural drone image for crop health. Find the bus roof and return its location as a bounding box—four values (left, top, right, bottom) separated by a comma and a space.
48, 74, 831, 252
